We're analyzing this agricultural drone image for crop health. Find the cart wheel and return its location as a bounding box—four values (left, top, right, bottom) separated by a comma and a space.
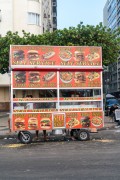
78, 130, 90, 141
19, 131, 33, 144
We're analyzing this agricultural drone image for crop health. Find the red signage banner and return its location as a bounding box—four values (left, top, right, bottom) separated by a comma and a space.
12, 111, 103, 131
12, 71, 57, 88
59, 71, 101, 87
10, 46, 102, 68
12, 71, 101, 88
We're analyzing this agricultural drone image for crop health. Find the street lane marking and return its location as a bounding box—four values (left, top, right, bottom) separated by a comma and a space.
3, 144, 26, 148
94, 139, 115, 142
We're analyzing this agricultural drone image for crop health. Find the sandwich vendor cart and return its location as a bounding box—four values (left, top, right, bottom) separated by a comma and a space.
10, 45, 104, 144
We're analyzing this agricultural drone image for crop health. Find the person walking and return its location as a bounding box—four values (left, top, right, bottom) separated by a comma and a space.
109, 104, 118, 122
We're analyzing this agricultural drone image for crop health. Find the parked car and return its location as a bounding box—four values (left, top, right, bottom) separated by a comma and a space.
105, 98, 120, 116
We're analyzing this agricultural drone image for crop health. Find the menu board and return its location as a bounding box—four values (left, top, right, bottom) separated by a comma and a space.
10, 45, 102, 68
12, 70, 101, 88
59, 71, 101, 88
13, 113, 52, 131
12, 111, 103, 131
12, 71, 57, 88
66, 111, 103, 129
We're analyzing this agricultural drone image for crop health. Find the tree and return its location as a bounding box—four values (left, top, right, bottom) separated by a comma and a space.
0, 22, 120, 74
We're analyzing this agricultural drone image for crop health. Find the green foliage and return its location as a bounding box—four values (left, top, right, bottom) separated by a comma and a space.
0, 22, 120, 73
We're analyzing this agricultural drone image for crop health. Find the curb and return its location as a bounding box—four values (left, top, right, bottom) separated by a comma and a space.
0, 114, 9, 118
0, 132, 17, 139
98, 125, 116, 131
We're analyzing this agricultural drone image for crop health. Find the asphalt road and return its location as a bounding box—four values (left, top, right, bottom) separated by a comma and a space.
0, 129, 120, 180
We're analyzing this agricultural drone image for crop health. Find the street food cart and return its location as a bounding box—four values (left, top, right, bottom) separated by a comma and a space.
10, 45, 104, 143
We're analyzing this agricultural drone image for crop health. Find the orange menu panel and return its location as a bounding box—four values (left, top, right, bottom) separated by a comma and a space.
11, 46, 102, 67
13, 113, 52, 131
12, 111, 103, 131
59, 71, 101, 88
12, 71, 101, 88
12, 71, 57, 88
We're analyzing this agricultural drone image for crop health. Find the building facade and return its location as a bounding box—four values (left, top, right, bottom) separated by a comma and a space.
103, 0, 120, 97
0, 0, 57, 37
0, 73, 10, 111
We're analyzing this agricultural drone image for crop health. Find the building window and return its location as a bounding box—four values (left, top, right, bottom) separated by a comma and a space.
28, 12, 40, 25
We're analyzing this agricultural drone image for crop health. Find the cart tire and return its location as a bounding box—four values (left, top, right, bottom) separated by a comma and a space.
78, 130, 90, 141
19, 131, 33, 144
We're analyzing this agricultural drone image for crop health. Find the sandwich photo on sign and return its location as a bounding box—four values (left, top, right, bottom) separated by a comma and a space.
42, 51, 55, 60
28, 71, 40, 83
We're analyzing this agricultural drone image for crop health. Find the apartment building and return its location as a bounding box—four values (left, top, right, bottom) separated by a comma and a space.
0, 0, 57, 37
103, 0, 120, 98
0, 73, 10, 111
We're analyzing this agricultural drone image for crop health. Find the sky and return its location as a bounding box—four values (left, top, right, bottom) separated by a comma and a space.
57, 0, 107, 29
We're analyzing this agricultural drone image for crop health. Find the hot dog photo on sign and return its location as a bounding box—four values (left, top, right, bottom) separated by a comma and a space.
42, 72, 56, 82
42, 51, 55, 60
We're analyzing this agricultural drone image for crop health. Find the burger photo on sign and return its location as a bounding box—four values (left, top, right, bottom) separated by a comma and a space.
15, 118, 25, 130
74, 51, 85, 61
28, 117, 38, 130
81, 116, 90, 128
40, 118, 51, 129
27, 50, 40, 61
15, 71, 26, 84
13, 50, 25, 62
74, 72, 86, 83
28, 71, 40, 83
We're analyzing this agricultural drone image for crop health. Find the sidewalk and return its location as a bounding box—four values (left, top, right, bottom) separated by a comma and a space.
0, 112, 118, 139
0, 112, 11, 138
100, 116, 117, 130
